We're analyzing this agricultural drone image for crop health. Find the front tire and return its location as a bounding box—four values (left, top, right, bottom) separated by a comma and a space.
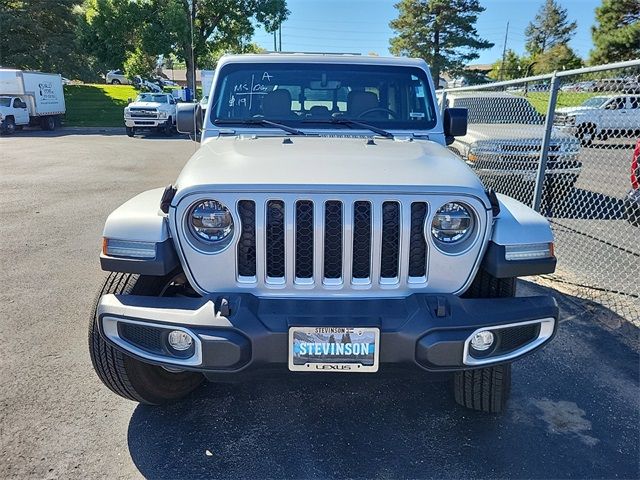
88, 272, 204, 404
126, 126, 135, 137
111, 79, 121, 85
1, 116, 16, 135
455, 270, 515, 413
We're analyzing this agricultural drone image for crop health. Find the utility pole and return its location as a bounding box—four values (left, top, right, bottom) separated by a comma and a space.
499, 21, 509, 81
278, 24, 282, 52
273, 30, 277, 51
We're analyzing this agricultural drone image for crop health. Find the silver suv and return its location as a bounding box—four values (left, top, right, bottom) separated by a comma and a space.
90, 54, 559, 414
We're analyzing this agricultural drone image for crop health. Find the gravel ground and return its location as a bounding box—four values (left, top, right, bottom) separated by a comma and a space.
1, 130, 638, 479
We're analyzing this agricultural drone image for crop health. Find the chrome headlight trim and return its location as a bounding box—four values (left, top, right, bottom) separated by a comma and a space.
186, 199, 234, 252
426, 201, 479, 256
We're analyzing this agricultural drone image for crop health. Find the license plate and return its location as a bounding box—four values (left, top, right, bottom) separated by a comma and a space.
288, 327, 380, 372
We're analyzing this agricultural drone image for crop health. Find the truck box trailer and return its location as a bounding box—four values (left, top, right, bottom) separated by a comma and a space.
0, 69, 66, 134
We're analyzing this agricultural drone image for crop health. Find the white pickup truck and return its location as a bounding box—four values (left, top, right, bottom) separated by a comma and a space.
555, 95, 640, 145
124, 92, 177, 137
0, 69, 66, 134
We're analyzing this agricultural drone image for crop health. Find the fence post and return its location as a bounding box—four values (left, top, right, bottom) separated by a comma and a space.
532, 71, 560, 212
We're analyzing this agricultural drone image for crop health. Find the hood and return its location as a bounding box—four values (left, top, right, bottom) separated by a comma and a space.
128, 101, 162, 109
555, 106, 595, 115
0, 106, 11, 116
174, 136, 486, 198
462, 123, 576, 142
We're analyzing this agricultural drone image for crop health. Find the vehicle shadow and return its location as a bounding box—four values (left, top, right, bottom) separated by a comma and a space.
126, 281, 639, 480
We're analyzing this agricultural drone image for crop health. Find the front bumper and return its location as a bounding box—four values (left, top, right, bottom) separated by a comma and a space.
124, 117, 169, 128
97, 293, 559, 374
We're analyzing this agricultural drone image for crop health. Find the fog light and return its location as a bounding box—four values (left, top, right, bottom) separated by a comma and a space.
470, 330, 494, 351
167, 330, 193, 351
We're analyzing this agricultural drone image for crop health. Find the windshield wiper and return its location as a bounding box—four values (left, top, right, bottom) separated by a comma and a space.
303, 117, 394, 139
214, 118, 306, 136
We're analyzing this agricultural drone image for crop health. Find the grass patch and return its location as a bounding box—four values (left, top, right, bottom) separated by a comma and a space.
520, 91, 595, 115
64, 84, 137, 127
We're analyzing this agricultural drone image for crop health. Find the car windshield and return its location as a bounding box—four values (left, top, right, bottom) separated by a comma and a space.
210, 62, 438, 131
453, 96, 543, 124
136, 94, 167, 103
0, 97, 11, 107
581, 96, 610, 108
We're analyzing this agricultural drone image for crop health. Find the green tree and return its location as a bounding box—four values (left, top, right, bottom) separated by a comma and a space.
488, 50, 528, 80
75, 0, 143, 74
525, 0, 577, 56
0, 0, 91, 78
533, 44, 583, 74
140, 0, 288, 91
123, 46, 158, 80
590, 0, 640, 65
389, 0, 493, 82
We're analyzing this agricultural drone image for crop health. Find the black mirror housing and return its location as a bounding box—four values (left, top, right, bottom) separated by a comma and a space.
443, 107, 468, 145
176, 102, 202, 136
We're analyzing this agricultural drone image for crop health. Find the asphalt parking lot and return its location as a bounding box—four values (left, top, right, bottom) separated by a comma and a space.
1, 130, 639, 479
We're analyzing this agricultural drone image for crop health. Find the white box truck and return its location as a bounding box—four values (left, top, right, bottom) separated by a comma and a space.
0, 69, 66, 134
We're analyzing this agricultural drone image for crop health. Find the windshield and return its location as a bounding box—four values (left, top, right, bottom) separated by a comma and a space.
135, 94, 167, 103
210, 63, 437, 130
581, 96, 610, 108
0, 97, 11, 107
452, 96, 543, 124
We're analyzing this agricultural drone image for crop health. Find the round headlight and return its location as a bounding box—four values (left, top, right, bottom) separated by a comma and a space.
431, 202, 474, 243
189, 200, 233, 243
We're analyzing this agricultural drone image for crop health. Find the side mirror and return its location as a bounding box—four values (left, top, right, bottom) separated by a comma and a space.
176, 102, 202, 136
443, 107, 468, 145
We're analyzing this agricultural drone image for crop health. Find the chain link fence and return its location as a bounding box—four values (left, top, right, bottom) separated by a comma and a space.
440, 59, 640, 324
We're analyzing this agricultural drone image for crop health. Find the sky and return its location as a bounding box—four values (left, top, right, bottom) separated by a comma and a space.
252, 0, 601, 65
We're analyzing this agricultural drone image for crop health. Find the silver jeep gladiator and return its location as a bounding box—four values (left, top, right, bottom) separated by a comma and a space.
90, 54, 558, 413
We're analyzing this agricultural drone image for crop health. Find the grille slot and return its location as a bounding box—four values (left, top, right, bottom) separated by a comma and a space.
323, 201, 343, 279
495, 323, 540, 354
118, 323, 164, 353
352, 201, 372, 279
408, 202, 428, 278
295, 200, 314, 279
266, 200, 285, 279
237, 200, 256, 277
380, 201, 400, 279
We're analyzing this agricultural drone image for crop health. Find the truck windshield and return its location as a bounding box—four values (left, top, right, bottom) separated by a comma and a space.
0, 97, 11, 107
210, 62, 438, 131
581, 96, 610, 108
136, 94, 168, 103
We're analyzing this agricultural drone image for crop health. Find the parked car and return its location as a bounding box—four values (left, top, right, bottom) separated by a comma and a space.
574, 80, 596, 92
593, 78, 626, 92
123, 92, 177, 137
555, 95, 640, 145
442, 92, 582, 204
91, 54, 559, 414
105, 69, 131, 85
132, 75, 163, 93
626, 140, 640, 226
0, 69, 66, 134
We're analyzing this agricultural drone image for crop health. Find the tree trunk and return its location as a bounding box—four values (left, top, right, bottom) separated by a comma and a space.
185, 48, 196, 93
433, 26, 440, 86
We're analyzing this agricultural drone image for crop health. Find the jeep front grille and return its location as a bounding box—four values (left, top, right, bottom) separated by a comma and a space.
237, 198, 429, 288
